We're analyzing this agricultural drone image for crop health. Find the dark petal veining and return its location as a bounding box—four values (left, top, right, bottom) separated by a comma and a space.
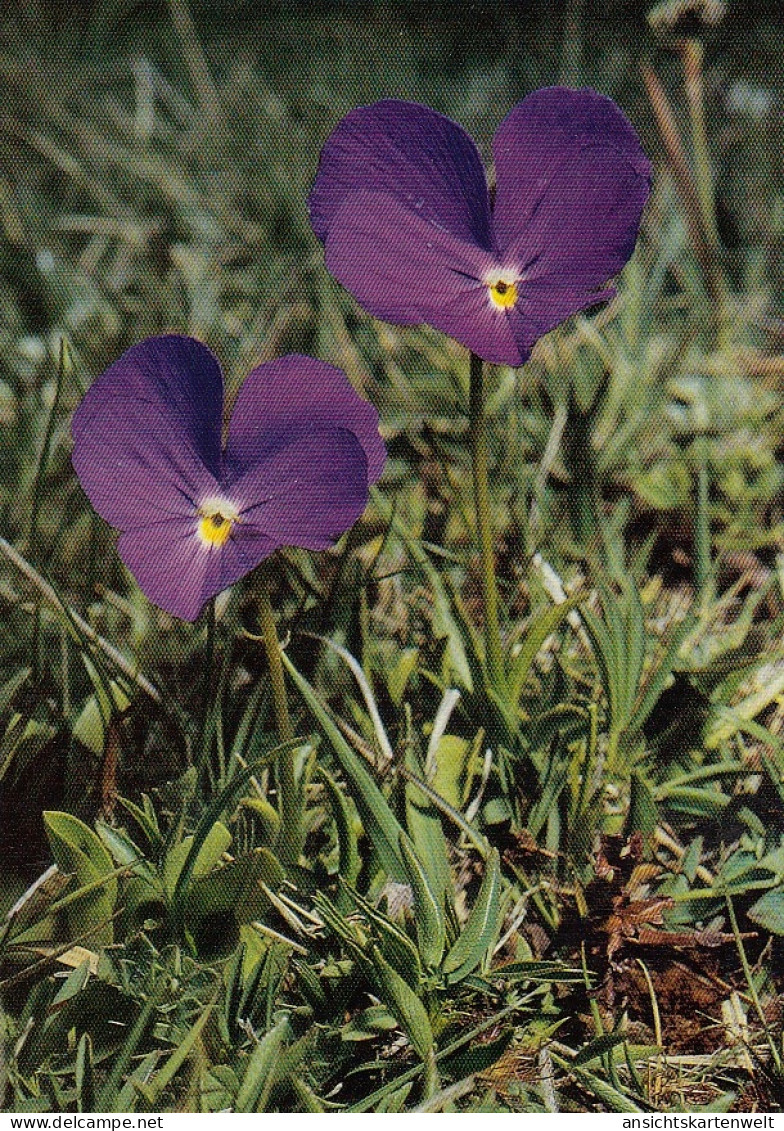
323, 189, 526, 366
227, 427, 370, 549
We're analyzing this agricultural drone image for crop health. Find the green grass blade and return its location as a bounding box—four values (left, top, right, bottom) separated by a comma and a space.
282, 653, 405, 880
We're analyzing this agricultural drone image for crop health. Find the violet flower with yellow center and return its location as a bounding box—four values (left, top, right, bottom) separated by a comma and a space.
309, 87, 651, 366
72, 335, 385, 621
309, 87, 651, 696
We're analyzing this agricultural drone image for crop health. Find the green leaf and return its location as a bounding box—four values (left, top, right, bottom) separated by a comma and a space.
0, 667, 31, 718
141, 1001, 216, 1105
405, 745, 450, 912
625, 773, 658, 847
572, 1031, 632, 1066
43, 812, 117, 945
660, 786, 730, 818
372, 490, 472, 689
163, 820, 232, 899
442, 849, 501, 984
747, 888, 784, 935
347, 883, 423, 989
369, 944, 434, 1063
72, 682, 130, 756
399, 831, 445, 971
282, 653, 405, 880
95, 821, 155, 882
319, 768, 360, 891
428, 734, 473, 811
170, 748, 295, 938
75, 1032, 95, 1113
508, 595, 582, 706
387, 647, 419, 706
234, 1017, 290, 1112
188, 848, 283, 926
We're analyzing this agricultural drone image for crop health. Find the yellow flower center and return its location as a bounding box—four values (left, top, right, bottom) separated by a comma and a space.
488, 278, 517, 310
197, 498, 239, 548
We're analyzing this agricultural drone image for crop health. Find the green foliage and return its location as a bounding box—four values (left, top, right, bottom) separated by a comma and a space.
2, 0, 784, 1113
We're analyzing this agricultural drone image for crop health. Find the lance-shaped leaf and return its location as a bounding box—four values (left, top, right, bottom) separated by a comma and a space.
283, 653, 405, 879
43, 812, 118, 946
399, 831, 445, 971
442, 848, 501, 984
369, 944, 434, 1063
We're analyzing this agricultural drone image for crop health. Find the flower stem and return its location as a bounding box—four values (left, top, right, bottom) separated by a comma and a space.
468, 351, 505, 695
196, 598, 216, 771
257, 572, 301, 867
694, 432, 712, 596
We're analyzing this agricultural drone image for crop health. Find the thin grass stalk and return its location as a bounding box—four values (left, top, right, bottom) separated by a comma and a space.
257, 572, 301, 867
679, 38, 731, 349
642, 61, 724, 332
165, 0, 221, 123
29, 339, 67, 560
726, 894, 782, 1075
468, 350, 505, 695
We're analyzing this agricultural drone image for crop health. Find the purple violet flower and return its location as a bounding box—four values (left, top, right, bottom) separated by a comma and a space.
72, 335, 386, 621
309, 87, 652, 367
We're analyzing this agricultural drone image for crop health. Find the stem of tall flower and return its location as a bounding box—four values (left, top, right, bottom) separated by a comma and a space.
196, 597, 216, 771
256, 571, 301, 867
468, 351, 505, 695
694, 432, 712, 596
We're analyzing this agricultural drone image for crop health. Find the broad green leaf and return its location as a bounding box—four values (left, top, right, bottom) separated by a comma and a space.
387, 647, 419, 706
95, 821, 155, 882
508, 595, 583, 706
170, 751, 295, 937
705, 666, 784, 748
405, 745, 450, 912
747, 888, 784, 935
238, 797, 280, 845
429, 734, 472, 810
188, 847, 283, 925
572, 1031, 632, 1066
163, 820, 232, 899
72, 682, 130, 756
624, 773, 658, 846
442, 849, 501, 984
43, 812, 117, 945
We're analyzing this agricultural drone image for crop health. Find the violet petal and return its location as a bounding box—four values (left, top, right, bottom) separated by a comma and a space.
509, 283, 617, 359
309, 99, 492, 249
227, 428, 370, 550
118, 518, 280, 622
72, 390, 221, 530
323, 190, 524, 365
492, 86, 651, 276
225, 354, 385, 483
